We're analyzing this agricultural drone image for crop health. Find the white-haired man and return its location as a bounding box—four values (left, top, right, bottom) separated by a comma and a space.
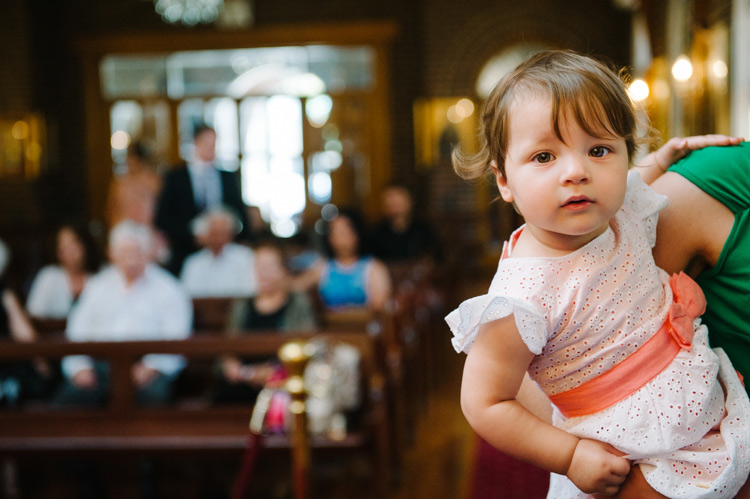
56, 221, 192, 406
180, 206, 257, 298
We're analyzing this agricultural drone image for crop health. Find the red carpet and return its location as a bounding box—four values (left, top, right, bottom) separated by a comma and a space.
469, 435, 550, 498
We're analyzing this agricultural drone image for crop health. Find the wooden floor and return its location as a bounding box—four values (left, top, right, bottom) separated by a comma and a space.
390, 339, 475, 499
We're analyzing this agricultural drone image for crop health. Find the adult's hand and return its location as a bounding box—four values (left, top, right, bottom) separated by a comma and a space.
131, 362, 160, 388
221, 356, 244, 383
649, 135, 744, 172
71, 368, 98, 390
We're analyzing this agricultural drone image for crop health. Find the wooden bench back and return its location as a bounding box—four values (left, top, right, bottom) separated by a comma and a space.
0, 331, 385, 447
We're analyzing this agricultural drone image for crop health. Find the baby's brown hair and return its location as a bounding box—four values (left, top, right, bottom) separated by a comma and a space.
453, 50, 655, 181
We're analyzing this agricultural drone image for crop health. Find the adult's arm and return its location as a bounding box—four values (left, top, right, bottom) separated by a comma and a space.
290, 260, 324, 292
2, 289, 36, 342
140, 282, 193, 377
650, 172, 733, 275
634, 135, 744, 184
367, 258, 393, 312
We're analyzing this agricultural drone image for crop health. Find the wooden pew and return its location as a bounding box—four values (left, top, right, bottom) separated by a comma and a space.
28, 316, 67, 338
191, 297, 234, 333
28, 296, 235, 338
0, 332, 390, 498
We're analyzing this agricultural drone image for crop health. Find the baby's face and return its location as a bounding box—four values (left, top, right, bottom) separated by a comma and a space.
496, 93, 629, 253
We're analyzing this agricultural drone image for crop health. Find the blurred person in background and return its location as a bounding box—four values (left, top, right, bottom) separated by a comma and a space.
372, 183, 442, 264
180, 207, 256, 298
106, 140, 162, 229
55, 221, 192, 407
26, 224, 102, 320
0, 239, 53, 405
246, 205, 273, 240
155, 124, 250, 276
214, 239, 317, 404
284, 229, 324, 275
295, 208, 392, 313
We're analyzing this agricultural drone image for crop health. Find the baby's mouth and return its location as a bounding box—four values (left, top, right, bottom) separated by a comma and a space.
562, 196, 593, 207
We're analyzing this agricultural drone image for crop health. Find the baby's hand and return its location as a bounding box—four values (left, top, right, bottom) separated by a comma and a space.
566, 438, 630, 496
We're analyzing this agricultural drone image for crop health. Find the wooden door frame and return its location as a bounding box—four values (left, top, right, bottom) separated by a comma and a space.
76, 21, 398, 224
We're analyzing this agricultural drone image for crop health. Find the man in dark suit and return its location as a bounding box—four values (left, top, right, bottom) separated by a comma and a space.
155, 124, 250, 275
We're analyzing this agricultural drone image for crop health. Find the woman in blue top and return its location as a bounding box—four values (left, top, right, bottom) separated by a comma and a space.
295, 208, 392, 312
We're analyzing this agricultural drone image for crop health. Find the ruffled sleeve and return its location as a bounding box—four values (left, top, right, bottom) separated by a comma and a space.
623, 170, 669, 247
445, 294, 549, 355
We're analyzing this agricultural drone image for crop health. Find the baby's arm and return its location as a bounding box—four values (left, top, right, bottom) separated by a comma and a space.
461, 315, 630, 495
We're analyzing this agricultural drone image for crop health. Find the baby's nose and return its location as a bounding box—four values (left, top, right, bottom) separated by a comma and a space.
561, 157, 590, 183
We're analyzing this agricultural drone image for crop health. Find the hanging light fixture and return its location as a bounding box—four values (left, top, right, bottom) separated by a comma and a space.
154, 0, 224, 26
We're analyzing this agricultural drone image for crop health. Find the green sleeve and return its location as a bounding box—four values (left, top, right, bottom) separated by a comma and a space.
669, 142, 750, 213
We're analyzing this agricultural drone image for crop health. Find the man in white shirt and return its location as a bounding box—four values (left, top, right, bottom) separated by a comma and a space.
56, 221, 193, 407
180, 207, 257, 298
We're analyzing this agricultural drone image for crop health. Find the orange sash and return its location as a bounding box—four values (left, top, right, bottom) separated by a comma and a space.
548, 272, 706, 419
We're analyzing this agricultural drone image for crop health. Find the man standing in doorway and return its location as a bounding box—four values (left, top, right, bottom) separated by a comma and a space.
155, 124, 250, 275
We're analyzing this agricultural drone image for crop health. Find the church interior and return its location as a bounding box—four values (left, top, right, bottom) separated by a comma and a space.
1, 0, 749, 497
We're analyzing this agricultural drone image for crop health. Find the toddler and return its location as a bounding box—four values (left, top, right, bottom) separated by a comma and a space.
446, 50, 750, 498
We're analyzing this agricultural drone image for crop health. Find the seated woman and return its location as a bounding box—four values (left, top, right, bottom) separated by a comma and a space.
213, 239, 317, 404
26, 224, 102, 320
294, 208, 392, 314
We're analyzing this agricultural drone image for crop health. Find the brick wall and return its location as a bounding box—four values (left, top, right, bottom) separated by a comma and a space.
419, 0, 631, 274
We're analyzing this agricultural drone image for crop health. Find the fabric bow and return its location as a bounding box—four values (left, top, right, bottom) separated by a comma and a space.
666, 271, 707, 350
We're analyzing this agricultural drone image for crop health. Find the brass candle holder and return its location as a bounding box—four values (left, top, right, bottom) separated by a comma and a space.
278, 340, 315, 499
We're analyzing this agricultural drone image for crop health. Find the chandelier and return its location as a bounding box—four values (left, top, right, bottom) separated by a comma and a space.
154, 0, 224, 26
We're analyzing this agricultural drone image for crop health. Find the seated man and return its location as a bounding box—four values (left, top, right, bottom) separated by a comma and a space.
180, 206, 257, 298
56, 221, 193, 407
371, 183, 442, 264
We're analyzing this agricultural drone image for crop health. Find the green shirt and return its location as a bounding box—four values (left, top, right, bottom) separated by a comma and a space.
669, 142, 750, 388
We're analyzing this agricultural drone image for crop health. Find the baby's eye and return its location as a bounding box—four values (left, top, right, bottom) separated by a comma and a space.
590, 146, 611, 158
533, 152, 554, 163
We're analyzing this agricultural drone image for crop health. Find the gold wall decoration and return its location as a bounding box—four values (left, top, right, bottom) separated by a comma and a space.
0, 113, 46, 179
413, 97, 479, 173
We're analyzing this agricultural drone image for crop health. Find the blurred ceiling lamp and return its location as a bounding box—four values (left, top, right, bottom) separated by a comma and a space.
672, 55, 693, 82
111, 130, 131, 150
154, 0, 224, 26
712, 60, 728, 79
628, 78, 650, 102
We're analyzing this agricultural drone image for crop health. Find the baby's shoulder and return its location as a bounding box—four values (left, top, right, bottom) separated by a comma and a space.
622, 171, 669, 220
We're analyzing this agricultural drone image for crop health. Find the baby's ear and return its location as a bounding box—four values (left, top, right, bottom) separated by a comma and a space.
491, 161, 514, 203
